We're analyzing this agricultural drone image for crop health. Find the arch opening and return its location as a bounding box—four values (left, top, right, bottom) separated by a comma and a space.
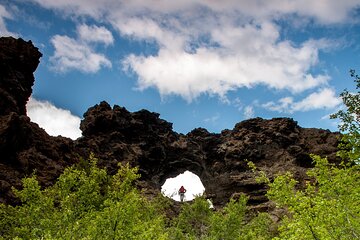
161, 170, 205, 202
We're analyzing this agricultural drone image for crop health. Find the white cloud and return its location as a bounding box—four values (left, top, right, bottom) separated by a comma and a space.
0, 4, 16, 37
263, 88, 342, 113
29, 0, 110, 18
112, 17, 186, 51
263, 97, 294, 113
244, 106, 255, 119
123, 24, 330, 101
292, 88, 342, 112
50, 34, 112, 73
77, 24, 114, 45
113, 4, 335, 102
50, 24, 113, 73
26, 97, 82, 140
30, 0, 360, 99
203, 0, 360, 24
30, 0, 360, 24
233, 98, 243, 111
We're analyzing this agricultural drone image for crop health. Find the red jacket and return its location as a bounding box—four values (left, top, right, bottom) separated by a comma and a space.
179, 186, 186, 193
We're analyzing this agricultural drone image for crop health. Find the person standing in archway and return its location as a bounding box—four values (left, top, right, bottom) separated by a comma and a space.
179, 185, 186, 202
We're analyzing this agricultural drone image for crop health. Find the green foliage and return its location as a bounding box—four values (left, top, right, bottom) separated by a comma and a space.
169, 195, 274, 240
0, 154, 167, 240
208, 195, 274, 240
331, 70, 360, 133
241, 212, 275, 240
208, 196, 247, 240
1, 153, 274, 240
9, 153, 357, 240
169, 197, 212, 239
331, 69, 360, 163
263, 69, 360, 239
267, 155, 360, 240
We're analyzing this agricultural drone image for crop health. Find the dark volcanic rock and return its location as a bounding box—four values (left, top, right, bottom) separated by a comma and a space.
0, 37, 342, 212
0, 37, 78, 204
77, 101, 341, 210
0, 37, 42, 116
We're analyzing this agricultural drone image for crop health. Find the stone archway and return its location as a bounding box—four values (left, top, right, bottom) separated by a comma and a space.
161, 170, 205, 202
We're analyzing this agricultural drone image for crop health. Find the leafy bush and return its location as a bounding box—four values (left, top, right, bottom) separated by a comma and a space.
0, 154, 168, 240
0, 155, 273, 240
267, 155, 360, 240
263, 70, 360, 240
169, 195, 273, 240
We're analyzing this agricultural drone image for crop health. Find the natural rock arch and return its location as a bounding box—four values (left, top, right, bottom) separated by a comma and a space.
161, 170, 206, 201
0, 37, 341, 211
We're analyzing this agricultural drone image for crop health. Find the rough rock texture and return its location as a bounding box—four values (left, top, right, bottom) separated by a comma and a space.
77, 106, 340, 211
0, 37, 42, 116
0, 37, 342, 212
0, 37, 79, 204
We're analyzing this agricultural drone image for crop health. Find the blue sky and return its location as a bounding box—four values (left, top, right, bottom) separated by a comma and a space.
1, 0, 360, 140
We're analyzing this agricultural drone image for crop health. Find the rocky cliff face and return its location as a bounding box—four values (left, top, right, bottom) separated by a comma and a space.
0, 37, 341, 211
0, 38, 79, 204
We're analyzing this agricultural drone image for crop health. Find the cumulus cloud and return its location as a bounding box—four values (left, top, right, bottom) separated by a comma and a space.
292, 88, 342, 112
123, 30, 330, 101
30, 0, 360, 24
262, 88, 342, 113
0, 4, 16, 37
50, 35, 111, 73
50, 24, 113, 73
113, 3, 337, 102
77, 24, 114, 45
26, 97, 82, 140
30, 0, 360, 99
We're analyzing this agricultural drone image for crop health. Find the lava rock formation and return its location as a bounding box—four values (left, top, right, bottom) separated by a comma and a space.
0, 37, 341, 211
